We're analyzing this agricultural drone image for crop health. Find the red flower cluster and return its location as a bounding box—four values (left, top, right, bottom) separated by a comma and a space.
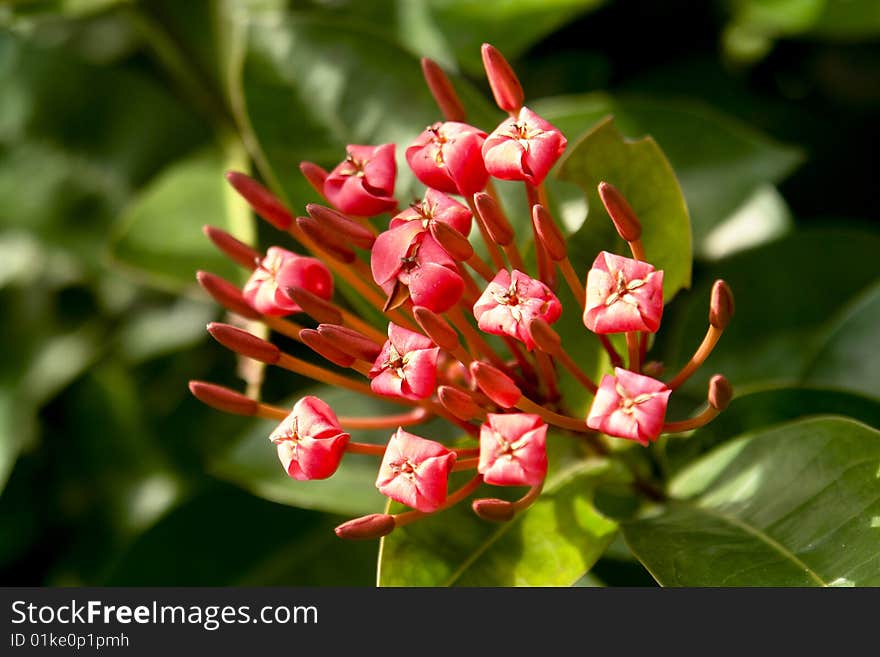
191, 44, 734, 540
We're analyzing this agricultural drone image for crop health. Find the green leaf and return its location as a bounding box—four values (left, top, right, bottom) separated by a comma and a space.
109, 147, 241, 292
624, 417, 880, 586
557, 116, 692, 302
378, 454, 619, 586
663, 385, 880, 475
802, 281, 880, 400
662, 227, 880, 398
536, 94, 802, 255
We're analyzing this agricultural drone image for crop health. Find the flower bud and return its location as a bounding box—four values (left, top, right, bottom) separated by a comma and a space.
480, 43, 524, 114
469, 361, 522, 408
225, 171, 294, 230
472, 498, 515, 522
642, 360, 664, 378
202, 225, 260, 270
299, 329, 356, 368
317, 324, 383, 362
207, 322, 281, 364
709, 280, 735, 329
420, 57, 466, 122
285, 286, 343, 325
429, 221, 474, 262
531, 204, 566, 261
196, 271, 261, 320
526, 317, 561, 353
296, 216, 357, 264
473, 192, 515, 245
413, 306, 460, 352
306, 203, 376, 250
708, 375, 733, 411
334, 514, 396, 540
299, 161, 328, 198
438, 385, 484, 421
598, 182, 642, 242
188, 381, 258, 416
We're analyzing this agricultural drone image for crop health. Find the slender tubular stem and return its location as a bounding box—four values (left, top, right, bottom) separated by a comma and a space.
447, 305, 508, 370
626, 332, 641, 373
452, 456, 480, 472
393, 474, 483, 526
662, 406, 720, 433
515, 397, 587, 432
534, 350, 560, 401
339, 407, 430, 429
667, 325, 723, 390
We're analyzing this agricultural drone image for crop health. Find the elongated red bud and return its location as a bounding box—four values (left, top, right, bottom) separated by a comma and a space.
334, 513, 396, 540
317, 324, 383, 362
642, 361, 664, 378
526, 317, 561, 353
196, 271, 261, 320
299, 329, 356, 368
299, 161, 329, 198
207, 322, 280, 364
306, 203, 376, 250
413, 306, 459, 352
438, 385, 484, 421
202, 225, 260, 270
481, 43, 524, 114
225, 171, 293, 230
474, 192, 514, 246
188, 381, 258, 416
296, 216, 357, 263
421, 57, 466, 122
469, 361, 521, 408
472, 498, 515, 522
284, 286, 343, 325
709, 280, 735, 329
598, 182, 642, 242
429, 220, 474, 261
531, 204, 566, 261
708, 375, 733, 411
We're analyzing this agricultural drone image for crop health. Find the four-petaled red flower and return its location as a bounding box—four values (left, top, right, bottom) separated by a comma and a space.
406, 121, 489, 196
243, 246, 333, 316
376, 428, 456, 512
323, 143, 398, 216
583, 251, 664, 334
478, 413, 548, 487
472, 269, 562, 349
482, 107, 567, 185
270, 396, 350, 480
369, 323, 440, 400
586, 368, 671, 445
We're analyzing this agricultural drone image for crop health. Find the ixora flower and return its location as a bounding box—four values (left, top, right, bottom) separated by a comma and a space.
243, 247, 333, 316
473, 269, 561, 349
376, 429, 456, 512
192, 41, 735, 543
371, 231, 464, 313
406, 121, 489, 195
587, 368, 671, 445
369, 323, 440, 400
482, 107, 567, 185
583, 251, 664, 334
323, 143, 397, 216
478, 413, 548, 487
270, 396, 351, 480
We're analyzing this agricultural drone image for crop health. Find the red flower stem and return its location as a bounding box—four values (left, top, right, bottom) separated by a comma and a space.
515, 397, 587, 432
599, 335, 624, 368
466, 195, 507, 271
501, 336, 537, 381
466, 252, 497, 282
451, 456, 480, 472
545, 345, 598, 394
339, 407, 430, 430
456, 264, 483, 305
628, 238, 647, 262
260, 316, 306, 342
447, 305, 509, 370
512, 483, 544, 512
639, 332, 649, 363
393, 474, 484, 527
662, 406, 720, 433
626, 332, 641, 373
534, 350, 560, 401
558, 258, 586, 308
345, 442, 387, 456
666, 325, 723, 390
501, 242, 526, 272
338, 308, 387, 344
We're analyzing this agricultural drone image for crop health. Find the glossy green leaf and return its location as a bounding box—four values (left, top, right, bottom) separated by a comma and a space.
663, 385, 880, 475
109, 147, 241, 292
210, 385, 455, 516
662, 227, 880, 398
802, 281, 880, 400
624, 417, 880, 586
557, 116, 692, 301
378, 453, 619, 587
536, 94, 802, 254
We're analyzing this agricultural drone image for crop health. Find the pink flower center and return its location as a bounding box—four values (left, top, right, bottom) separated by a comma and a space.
615, 383, 655, 415
339, 153, 367, 178
392, 458, 418, 478
383, 344, 410, 380
506, 121, 542, 145
426, 125, 448, 166
605, 270, 646, 308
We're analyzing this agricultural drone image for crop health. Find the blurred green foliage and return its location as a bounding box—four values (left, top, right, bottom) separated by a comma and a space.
0, 0, 877, 586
